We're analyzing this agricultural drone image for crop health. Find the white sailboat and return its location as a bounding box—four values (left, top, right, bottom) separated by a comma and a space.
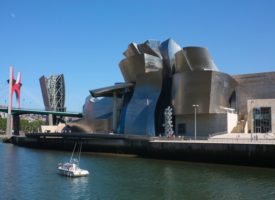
58, 142, 89, 177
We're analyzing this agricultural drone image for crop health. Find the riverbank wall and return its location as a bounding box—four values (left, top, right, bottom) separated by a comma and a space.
10, 133, 275, 168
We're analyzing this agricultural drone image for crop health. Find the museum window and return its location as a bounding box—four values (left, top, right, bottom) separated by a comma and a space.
178, 123, 186, 135
253, 107, 272, 133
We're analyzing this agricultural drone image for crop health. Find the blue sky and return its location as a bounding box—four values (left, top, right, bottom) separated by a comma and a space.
0, 0, 275, 111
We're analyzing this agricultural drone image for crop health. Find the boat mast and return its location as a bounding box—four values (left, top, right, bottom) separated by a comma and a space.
70, 142, 77, 163
78, 142, 82, 164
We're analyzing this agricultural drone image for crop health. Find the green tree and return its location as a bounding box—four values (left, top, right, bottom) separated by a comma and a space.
0, 118, 45, 133
20, 119, 45, 133
0, 118, 7, 131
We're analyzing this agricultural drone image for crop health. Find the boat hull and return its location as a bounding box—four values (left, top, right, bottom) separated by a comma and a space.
58, 167, 89, 177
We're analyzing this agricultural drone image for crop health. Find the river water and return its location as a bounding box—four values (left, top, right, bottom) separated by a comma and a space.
1, 143, 275, 200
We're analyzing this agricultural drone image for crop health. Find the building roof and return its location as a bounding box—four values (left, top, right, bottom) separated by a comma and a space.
90, 82, 134, 97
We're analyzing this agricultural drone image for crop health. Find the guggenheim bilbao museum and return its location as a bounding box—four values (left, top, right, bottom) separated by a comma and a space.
72, 39, 275, 137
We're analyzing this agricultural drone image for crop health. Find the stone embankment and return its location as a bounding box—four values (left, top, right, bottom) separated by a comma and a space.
9, 133, 275, 168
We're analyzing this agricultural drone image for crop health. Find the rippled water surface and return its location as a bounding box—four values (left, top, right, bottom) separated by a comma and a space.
1, 143, 275, 200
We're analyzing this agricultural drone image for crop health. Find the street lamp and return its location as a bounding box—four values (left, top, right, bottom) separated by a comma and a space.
192, 104, 199, 140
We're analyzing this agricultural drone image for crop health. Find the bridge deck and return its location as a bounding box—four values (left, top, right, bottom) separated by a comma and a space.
0, 107, 82, 117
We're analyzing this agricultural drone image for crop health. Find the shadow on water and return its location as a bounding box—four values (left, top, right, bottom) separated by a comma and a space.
1, 143, 275, 200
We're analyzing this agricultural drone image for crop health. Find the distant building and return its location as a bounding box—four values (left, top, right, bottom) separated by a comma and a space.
40, 74, 66, 125
41, 123, 66, 133
74, 39, 275, 137
40, 74, 66, 112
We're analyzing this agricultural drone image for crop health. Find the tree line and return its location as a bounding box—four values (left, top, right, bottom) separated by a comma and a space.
0, 118, 45, 134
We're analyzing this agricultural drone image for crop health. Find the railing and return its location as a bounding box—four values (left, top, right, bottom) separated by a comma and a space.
150, 136, 275, 144
207, 138, 275, 144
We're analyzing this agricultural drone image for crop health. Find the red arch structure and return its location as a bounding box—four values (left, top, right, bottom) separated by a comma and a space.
6, 66, 22, 137
9, 67, 22, 108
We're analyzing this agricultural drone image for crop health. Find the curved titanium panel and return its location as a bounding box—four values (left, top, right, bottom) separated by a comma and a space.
209, 71, 237, 113
172, 71, 212, 115
138, 40, 162, 59
122, 71, 163, 136
119, 39, 182, 135
119, 54, 163, 82
172, 71, 237, 115
160, 39, 182, 75
123, 43, 141, 57
119, 54, 144, 82
83, 96, 113, 120
175, 50, 191, 73
69, 96, 114, 132
182, 47, 218, 72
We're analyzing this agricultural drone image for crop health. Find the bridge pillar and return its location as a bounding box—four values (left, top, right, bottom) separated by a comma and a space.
48, 114, 57, 125
6, 114, 12, 137
13, 114, 20, 135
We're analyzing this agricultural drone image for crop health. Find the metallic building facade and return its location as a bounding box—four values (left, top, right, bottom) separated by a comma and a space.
75, 38, 275, 137
119, 39, 181, 136
40, 74, 66, 112
172, 71, 237, 115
